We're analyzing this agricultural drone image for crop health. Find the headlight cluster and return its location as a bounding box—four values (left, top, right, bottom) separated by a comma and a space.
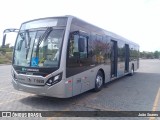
46, 73, 63, 86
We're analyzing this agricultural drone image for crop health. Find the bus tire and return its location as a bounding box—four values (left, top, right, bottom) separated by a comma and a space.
129, 65, 134, 76
94, 71, 104, 92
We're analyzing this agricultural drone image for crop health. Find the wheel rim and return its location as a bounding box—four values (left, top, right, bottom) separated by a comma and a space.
96, 75, 103, 88
131, 68, 134, 74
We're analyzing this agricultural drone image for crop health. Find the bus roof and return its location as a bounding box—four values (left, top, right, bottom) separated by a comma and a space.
66, 15, 139, 47
22, 15, 139, 47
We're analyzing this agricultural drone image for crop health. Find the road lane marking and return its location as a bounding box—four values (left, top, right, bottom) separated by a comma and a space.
152, 88, 160, 111
149, 88, 160, 120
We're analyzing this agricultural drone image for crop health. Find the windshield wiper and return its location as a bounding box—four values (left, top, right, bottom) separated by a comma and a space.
35, 27, 53, 57
17, 30, 28, 50
25, 30, 31, 59
16, 31, 26, 51
38, 27, 53, 46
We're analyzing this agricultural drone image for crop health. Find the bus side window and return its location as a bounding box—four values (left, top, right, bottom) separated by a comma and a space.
69, 34, 79, 58
68, 32, 89, 67
78, 36, 88, 59
69, 33, 88, 59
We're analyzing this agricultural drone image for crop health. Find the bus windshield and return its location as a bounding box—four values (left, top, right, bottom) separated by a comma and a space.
13, 28, 64, 68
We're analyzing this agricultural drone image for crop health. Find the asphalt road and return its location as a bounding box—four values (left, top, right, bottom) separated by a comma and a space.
0, 59, 160, 120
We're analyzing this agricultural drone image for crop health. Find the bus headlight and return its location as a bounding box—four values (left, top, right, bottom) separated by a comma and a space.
46, 73, 63, 86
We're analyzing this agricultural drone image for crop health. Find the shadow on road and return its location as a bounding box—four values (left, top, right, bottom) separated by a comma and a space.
19, 71, 160, 111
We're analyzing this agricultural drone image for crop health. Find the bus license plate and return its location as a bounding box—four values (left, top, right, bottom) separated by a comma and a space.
34, 79, 44, 84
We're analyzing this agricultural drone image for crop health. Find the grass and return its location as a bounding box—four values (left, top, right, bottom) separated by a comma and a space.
0, 52, 12, 64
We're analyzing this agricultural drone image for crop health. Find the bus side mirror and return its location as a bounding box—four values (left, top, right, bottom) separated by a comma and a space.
1, 28, 19, 48
2, 34, 6, 48
78, 38, 85, 52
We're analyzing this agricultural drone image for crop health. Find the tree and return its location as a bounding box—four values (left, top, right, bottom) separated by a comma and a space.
154, 51, 160, 59
140, 51, 160, 59
5, 43, 10, 48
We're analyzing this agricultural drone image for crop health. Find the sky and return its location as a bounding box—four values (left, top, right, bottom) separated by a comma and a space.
0, 0, 160, 52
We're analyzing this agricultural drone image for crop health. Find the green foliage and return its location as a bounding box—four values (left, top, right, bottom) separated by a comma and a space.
0, 46, 13, 64
0, 47, 6, 53
0, 56, 11, 64
140, 51, 160, 59
154, 51, 160, 59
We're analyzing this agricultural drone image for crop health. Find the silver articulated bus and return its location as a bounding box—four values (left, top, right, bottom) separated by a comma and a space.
2, 15, 139, 98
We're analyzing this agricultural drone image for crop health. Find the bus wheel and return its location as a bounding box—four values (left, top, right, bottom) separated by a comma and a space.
94, 71, 104, 92
129, 65, 134, 76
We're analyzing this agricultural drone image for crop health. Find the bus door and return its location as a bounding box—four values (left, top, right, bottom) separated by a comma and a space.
125, 44, 129, 72
67, 31, 91, 96
111, 40, 117, 78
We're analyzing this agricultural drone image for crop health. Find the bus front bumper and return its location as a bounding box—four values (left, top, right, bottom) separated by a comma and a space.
12, 78, 72, 98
